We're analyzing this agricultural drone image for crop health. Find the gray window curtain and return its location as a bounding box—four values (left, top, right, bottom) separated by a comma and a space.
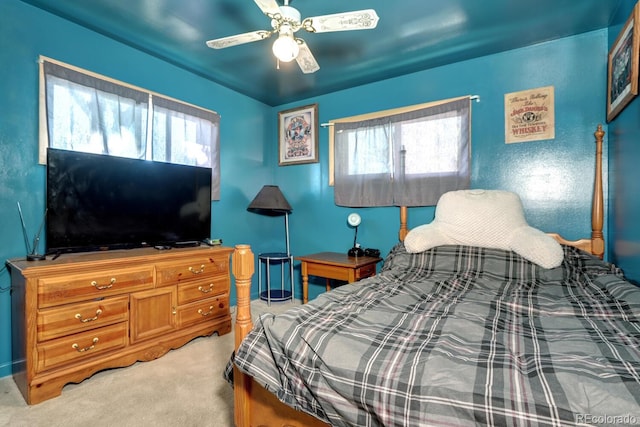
334, 97, 471, 207
43, 61, 148, 159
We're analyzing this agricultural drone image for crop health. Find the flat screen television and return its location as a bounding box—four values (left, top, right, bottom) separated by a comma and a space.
46, 148, 212, 254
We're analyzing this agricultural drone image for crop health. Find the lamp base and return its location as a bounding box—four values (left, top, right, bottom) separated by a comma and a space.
347, 247, 364, 257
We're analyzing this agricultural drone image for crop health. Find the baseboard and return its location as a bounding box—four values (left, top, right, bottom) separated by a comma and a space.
0, 358, 20, 379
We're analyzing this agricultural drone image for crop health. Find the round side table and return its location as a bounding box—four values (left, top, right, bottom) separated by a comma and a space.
258, 252, 294, 305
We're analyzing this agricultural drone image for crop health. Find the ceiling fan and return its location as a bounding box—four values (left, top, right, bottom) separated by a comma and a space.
206, 0, 379, 74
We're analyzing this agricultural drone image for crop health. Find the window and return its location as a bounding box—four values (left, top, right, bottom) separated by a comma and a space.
39, 57, 221, 199
331, 97, 471, 207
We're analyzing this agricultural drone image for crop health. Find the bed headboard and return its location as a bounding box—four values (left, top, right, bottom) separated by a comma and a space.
398, 124, 605, 259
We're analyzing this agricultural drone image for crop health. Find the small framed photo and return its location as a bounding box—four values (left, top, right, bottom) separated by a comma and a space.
278, 103, 319, 166
607, 4, 640, 122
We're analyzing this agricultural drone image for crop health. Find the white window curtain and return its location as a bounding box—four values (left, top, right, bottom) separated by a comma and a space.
151, 96, 220, 197
334, 97, 471, 207
40, 57, 221, 200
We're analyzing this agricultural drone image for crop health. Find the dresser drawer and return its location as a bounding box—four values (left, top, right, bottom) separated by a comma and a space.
176, 295, 228, 328
36, 322, 128, 372
177, 276, 228, 305
156, 255, 229, 286
37, 296, 129, 342
38, 267, 153, 308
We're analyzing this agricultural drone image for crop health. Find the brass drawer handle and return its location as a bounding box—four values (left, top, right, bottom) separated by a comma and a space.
197, 306, 215, 317
75, 309, 103, 323
189, 265, 205, 274
72, 337, 99, 352
198, 284, 214, 293
91, 278, 116, 290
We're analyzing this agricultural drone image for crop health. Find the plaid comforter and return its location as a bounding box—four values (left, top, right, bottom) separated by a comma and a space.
226, 244, 640, 426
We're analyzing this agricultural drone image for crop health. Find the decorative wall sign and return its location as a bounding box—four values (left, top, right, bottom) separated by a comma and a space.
278, 103, 319, 166
504, 86, 555, 144
607, 3, 639, 122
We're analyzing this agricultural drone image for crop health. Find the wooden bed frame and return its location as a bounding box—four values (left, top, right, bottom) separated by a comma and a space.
229, 124, 605, 427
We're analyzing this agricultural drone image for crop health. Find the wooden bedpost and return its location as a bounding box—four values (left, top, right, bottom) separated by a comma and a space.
232, 244, 254, 427
592, 124, 605, 259
399, 206, 408, 241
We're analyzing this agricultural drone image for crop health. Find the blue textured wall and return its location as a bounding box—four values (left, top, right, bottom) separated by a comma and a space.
0, 0, 614, 380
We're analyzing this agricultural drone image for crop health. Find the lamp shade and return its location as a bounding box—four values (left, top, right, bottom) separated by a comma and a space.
247, 185, 292, 216
347, 212, 361, 227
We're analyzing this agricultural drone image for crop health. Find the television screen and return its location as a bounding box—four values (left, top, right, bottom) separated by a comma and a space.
46, 148, 212, 254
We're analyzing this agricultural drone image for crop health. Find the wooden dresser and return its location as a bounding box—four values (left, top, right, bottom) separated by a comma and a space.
7, 245, 233, 405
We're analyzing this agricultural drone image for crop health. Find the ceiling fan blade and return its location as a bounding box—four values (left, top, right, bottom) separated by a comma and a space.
303, 9, 379, 33
253, 0, 281, 17
296, 40, 320, 74
206, 30, 272, 49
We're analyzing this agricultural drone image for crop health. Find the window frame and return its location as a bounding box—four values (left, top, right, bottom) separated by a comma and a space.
330, 96, 472, 207
328, 96, 471, 186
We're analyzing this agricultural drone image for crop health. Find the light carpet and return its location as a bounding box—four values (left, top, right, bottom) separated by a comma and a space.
0, 299, 297, 427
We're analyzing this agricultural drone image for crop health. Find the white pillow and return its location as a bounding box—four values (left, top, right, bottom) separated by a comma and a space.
404, 189, 564, 269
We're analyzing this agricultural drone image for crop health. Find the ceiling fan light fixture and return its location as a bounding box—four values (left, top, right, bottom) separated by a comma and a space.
206, 1, 378, 75
272, 26, 299, 62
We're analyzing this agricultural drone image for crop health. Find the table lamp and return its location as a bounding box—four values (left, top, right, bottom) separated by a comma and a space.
347, 212, 364, 257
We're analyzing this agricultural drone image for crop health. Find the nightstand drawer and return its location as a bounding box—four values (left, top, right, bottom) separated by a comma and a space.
37, 295, 129, 341
176, 295, 228, 328
38, 267, 153, 308
36, 322, 128, 372
356, 263, 377, 280
156, 255, 229, 286
177, 276, 228, 305
306, 263, 352, 281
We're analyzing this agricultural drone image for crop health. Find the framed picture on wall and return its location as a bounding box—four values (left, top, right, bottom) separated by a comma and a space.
607, 4, 640, 122
278, 103, 319, 166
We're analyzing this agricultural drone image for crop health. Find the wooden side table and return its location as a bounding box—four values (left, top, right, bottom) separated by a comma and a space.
295, 252, 382, 303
